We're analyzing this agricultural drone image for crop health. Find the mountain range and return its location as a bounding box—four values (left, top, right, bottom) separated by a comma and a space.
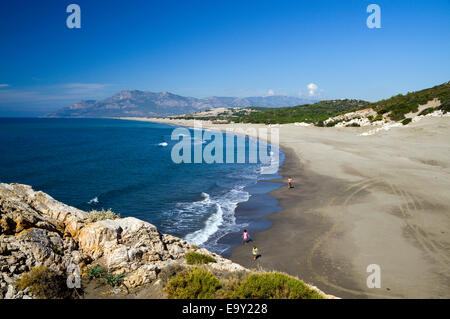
45, 90, 317, 118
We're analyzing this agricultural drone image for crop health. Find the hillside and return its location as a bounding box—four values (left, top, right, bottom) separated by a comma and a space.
45, 90, 316, 118
213, 81, 449, 125
369, 81, 450, 120
232, 99, 369, 124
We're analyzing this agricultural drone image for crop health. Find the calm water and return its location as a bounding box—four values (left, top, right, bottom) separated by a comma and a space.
0, 118, 282, 254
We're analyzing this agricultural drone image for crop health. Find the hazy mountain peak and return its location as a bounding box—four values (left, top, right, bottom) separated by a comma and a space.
45, 90, 317, 118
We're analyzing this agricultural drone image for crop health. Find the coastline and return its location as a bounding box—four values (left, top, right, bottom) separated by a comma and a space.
116, 117, 285, 257
118, 116, 450, 299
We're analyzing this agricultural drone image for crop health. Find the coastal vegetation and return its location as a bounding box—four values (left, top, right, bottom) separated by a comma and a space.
15, 266, 74, 299
231, 100, 368, 124
224, 272, 324, 299
86, 265, 126, 287
165, 267, 324, 299
402, 118, 412, 125
178, 81, 449, 126
86, 265, 107, 279
369, 81, 449, 120
87, 208, 120, 222
104, 272, 127, 287
185, 251, 217, 265
165, 267, 221, 299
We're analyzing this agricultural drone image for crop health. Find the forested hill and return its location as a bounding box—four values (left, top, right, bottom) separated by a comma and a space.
369, 81, 450, 121
231, 81, 449, 124
233, 99, 368, 124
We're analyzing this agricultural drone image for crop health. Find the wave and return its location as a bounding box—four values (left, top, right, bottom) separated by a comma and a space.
182, 186, 250, 248
88, 196, 99, 204
184, 202, 223, 245
158, 142, 168, 147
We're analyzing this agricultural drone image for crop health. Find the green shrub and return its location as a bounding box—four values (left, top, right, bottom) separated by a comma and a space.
316, 120, 325, 127
402, 118, 412, 125
15, 266, 73, 299
373, 114, 383, 121
326, 121, 338, 127
226, 272, 324, 299
346, 122, 360, 127
104, 272, 126, 287
87, 265, 107, 279
159, 264, 188, 286
185, 252, 216, 265
165, 267, 221, 299
88, 208, 120, 222
418, 107, 435, 116
372, 82, 449, 121
438, 100, 449, 113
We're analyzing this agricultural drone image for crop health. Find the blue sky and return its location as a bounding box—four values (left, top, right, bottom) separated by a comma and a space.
0, 0, 449, 116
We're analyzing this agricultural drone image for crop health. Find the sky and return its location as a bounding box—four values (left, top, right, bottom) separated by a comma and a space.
0, 0, 449, 116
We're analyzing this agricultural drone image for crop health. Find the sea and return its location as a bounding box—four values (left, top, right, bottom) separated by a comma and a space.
0, 118, 283, 256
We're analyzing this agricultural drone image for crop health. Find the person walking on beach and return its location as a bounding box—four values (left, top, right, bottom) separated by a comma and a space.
242, 229, 250, 245
287, 177, 293, 189
252, 246, 259, 261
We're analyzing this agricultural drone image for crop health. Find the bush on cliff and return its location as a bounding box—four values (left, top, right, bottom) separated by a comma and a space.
88, 208, 120, 222
104, 272, 126, 287
15, 266, 74, 299
224, 272, 324, 299
418, 107, 435, 116
86, 265, 107, 279
402, 118, 412, 125
165, 267, 221, 299
164, 267, 324, 299
185, 251, 216, 265
85, 265, 126, 287
158, 263, 188, 286
373, 114, 383, 121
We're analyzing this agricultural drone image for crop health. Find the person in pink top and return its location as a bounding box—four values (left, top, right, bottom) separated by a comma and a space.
242, 229, 250, 245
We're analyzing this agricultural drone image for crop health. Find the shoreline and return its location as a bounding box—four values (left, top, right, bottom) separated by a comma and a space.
118, 116, 450, 299
116, 117, 285, 258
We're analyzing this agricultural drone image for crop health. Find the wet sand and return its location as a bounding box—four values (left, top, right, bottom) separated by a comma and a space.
120, 116, 450, 298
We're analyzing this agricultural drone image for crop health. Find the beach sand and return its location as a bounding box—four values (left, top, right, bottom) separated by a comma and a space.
120, 117, 450, 298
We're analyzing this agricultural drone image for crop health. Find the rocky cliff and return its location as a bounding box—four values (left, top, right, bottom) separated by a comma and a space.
0, 183, 334, 299
0, 183, 247, 298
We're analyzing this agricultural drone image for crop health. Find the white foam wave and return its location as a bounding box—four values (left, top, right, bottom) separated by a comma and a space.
182, 187, 250, 246
158, 142, 168, 146
185, 203, 223, 245
88, 197, 99, 204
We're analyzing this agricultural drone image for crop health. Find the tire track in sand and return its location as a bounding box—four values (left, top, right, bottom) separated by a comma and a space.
307, 178, 395, 298
388, 183, 449, 272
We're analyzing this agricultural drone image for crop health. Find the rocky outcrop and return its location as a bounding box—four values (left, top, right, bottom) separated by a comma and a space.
0, 183, 246, 298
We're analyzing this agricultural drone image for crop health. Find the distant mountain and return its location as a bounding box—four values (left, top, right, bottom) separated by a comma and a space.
45, 90, 316, 118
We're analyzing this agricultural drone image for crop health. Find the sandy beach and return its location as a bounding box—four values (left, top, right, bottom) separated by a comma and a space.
120, 117, 450, 299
